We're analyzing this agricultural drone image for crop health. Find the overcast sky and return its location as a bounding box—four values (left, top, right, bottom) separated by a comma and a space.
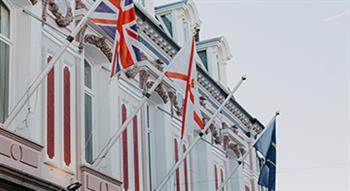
154, 0, 350, 190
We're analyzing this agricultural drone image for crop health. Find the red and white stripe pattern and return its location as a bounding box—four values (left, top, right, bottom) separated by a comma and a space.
121, 104, 142, 191
166, 37, 204, 139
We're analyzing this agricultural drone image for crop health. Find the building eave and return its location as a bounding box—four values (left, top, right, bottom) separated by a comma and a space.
154, 0, 188, 12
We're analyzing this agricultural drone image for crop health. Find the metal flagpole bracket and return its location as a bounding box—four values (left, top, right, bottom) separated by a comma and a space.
153, 75, 247, 191
66, 35, 75, 42
3, 0, 104, 131
216, 111, 280, 191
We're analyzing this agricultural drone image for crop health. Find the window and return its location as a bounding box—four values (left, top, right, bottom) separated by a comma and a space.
0, 2, 10, 38
84, 60, 93, 164
161, 13, 172, 37
0, 1, 10, 123
183, 21, 189, 43
198, 50, 208, 70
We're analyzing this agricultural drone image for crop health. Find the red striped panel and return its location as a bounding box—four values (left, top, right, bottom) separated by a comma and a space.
183, 145, 189, 191
63, 67, 71, 166
133, 116, 140, 191
122, 105, 129, 190
214, 165, 218, 190
47, 56, 55, 159
174, 139, 180, 191
220, 168, 224, 191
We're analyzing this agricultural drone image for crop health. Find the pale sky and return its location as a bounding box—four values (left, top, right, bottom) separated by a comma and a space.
155, 0, 350, 190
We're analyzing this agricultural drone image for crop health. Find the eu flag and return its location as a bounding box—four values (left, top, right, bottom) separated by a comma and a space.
254, 119, 276, 191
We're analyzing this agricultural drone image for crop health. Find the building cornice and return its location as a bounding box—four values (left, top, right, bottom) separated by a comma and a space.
197, 36, 233, 63
76, 2, 264, 135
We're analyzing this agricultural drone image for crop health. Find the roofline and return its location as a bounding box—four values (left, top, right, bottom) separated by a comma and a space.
135, 4, 265, 131
196, 37, 224, 46
155, 0, 188, 10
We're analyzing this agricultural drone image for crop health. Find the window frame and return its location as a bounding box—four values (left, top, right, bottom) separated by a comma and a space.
0, 0, 12, 125
83, 59, 95, 164
160, 13, 173, 37
182, 21, 189, 44
197, 49, 208, 70
0, 0, 11, 44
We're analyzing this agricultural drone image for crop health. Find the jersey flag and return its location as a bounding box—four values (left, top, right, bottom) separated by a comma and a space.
166, 37, 204, 139
90, 0, 140, 77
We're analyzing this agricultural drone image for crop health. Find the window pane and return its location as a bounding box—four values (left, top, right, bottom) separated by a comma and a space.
84, 60, 92, 89
84, 94, 93, 164
183, 22, 189, 43
198, 50, 208, 70
161, 14, 172, 37
0, 40, 9, 123
0, 1, 10, 38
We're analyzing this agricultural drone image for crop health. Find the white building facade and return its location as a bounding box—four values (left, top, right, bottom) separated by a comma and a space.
0, 0, 266, 190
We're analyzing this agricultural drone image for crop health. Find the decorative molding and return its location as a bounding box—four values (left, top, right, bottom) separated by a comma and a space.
81, 165, 122, 191
0, 128, 43, 151
30, 0, 38, 5
0, 164, 64, 191
77, 25, 88, 52
0, 128, 43, 178
84, 34, 113, 62
75, 0, 86, 10
42, 0, 74, 27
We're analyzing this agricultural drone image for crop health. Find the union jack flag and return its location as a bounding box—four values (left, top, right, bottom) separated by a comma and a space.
90, 0, 140, 77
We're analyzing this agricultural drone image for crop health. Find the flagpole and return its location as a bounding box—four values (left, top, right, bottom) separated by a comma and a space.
3, 0, 104, 130
153, 75, 247, 191
216, 111, 280, 191
92, 59, 180, 168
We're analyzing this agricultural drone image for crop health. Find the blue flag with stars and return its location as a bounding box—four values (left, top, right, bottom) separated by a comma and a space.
254, 119, 276, 191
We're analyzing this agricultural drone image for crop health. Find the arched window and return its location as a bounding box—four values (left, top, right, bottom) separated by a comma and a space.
84, 60, 94, 164
0, 1, 10, 123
